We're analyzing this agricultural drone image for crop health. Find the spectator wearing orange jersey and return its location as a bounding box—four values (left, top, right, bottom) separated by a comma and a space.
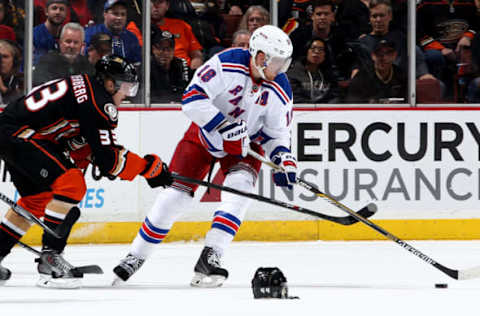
151, 0, 203, 69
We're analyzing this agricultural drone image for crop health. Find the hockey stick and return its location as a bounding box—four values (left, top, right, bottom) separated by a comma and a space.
248, 150, 480, 280
248, 149, 377, 223
172, 174, 376, 225
0, 192, 61, 239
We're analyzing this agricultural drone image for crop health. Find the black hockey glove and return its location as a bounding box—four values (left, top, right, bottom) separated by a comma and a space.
141, 154, 173, 188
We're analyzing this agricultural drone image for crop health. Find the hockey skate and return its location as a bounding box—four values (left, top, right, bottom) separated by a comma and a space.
112, 253, 145, 285
0, 256, 11, 285
190, 247, 228, 288
35, 248, 82, 289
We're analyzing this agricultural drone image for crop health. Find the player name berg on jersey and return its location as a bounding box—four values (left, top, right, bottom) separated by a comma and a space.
71, 75, 89, 104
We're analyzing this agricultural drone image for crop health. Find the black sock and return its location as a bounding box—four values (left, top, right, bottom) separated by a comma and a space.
0, 222, 22, 258
42, 207, 80, 253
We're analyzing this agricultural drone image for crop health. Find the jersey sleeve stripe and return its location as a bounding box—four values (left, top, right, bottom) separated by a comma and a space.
12, 125, 31, 137
199, 128, 222, 152
113, 150, 147, 181
203, 112, 226, 132
221, 63, 249, 76
182, 84, 209, 104
262, 81, 290, 105
109, 148, 125, 176
250, 129, 274, 145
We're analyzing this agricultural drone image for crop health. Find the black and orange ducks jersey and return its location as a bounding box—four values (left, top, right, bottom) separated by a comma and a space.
0, 74, 148, 181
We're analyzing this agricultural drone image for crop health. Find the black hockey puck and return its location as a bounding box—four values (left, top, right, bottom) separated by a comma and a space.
435, 283, 448, 288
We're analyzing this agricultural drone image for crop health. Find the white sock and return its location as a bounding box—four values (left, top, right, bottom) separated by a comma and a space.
130, 187, 193, 259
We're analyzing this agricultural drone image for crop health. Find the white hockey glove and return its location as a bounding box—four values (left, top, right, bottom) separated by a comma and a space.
218, 120, 250, 157
272, 152, 297, 190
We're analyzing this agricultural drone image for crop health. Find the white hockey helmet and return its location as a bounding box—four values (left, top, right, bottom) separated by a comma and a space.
249, 25, 293, 79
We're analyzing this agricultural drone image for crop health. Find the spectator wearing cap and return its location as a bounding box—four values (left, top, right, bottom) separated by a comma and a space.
33, 0, 68, 64
33, 22, 94, 86
151, 0, 203, 69
84, 0, 141, 64
352, 0, 438, 82
346, 39, 407, 103
87, 32, 112, 65
150, 29, 191, 103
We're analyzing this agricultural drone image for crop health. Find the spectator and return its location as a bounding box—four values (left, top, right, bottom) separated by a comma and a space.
34, 0, 81, 26
290, 0, 356, 80
33, 22, 94, 86
85, 0, 141, 64
0, 39, 22, 106
150, 30, 191, 103
88, 0, 142, 28
231, 29, 250, 48
354, 0, 405, 74
287, 38, 340, 103
188, 0, 226, 59
215, 0, 229, 13
151, 0, 204, 69
0, 0, 24, 46
466, 32, 480, 102
228, 5, 243, 15
33, 0, 68, 64
0, 25, 14, 41
346, 39, 407, 103
336, 0, 371, 40
237, 5, 269, 33
353, 0, 438, 84
229, 1, 270, 13
417, 0, 480, 97
87, 32, 112, 65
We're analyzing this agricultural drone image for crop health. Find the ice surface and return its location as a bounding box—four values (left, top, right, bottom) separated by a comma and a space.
1, 240, 480, 316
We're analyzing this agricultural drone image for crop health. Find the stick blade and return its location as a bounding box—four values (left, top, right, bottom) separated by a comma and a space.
71, 265, 104, 275
458, 265, 480, 280
340, 203, 377, 225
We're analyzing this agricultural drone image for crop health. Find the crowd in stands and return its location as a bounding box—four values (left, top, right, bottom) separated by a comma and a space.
2, 0, 480, 105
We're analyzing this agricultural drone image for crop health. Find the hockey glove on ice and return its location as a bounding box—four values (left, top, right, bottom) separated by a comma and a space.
218, 120, 250, 157
141, 154, 173, 188
272, 152, 297, 190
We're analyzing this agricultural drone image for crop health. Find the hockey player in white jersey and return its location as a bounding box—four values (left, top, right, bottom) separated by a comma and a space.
113, 25, 297, 287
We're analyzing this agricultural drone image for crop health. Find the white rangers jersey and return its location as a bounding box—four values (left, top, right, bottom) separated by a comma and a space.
182, 48, 294, 160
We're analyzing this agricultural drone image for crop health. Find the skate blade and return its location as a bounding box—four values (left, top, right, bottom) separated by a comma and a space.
36, 274, 82, 289
190, 272, 226, 288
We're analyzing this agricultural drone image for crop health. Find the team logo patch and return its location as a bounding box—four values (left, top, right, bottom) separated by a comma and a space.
40, 169, 48, 178
104, 103, 118, 121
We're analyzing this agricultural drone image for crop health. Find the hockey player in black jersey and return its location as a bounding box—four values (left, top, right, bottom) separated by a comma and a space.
0, 55, 173, 288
